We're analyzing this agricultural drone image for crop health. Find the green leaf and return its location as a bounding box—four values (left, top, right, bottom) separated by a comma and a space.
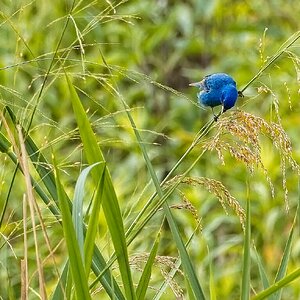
136, 231, 160, 299
91, 247, 125, 300
5, 106, 59, 206
1, 107, 125, 298
273, 225, 294, 300
241, 194, 251, 300
99, 46, 205, 297
252, 267, 300, 300
72, 162, 102, 260
84, 164, 106, 274
254, 248, 270, 291
51, 261, 71, 300
2, 108, 124, 298
65, 73, 135, 300
2, 107, 60, 218
209, 247, 217, 300
53, 155, 91, 300
0, 130, 12, 154
118, 96, 205, 299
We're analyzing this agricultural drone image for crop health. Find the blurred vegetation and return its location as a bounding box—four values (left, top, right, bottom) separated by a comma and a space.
1, 0, 300, 299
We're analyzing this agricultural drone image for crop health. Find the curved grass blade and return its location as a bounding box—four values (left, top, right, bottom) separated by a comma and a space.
84, 164, 106, 274
153, 223, 201, 299
136, 231, 160, 299
0, 126, 60, 221
1, 109, 124, 299
72, 161, 107, 275
253, 247, 270, 292
53, 155, 91, 300
51, 261, 70, 300
5, 106, 58, 202
273, 225, 294, 300
99, 48, 206, 299
65, 73, 136, 300
252, 267, 300, 300
72, 162, 102, 259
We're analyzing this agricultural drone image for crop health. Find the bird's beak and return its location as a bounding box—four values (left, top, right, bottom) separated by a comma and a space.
189, 82, 201, 87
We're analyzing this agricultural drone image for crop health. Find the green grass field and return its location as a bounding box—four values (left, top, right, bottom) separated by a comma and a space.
1, 1, 300, 299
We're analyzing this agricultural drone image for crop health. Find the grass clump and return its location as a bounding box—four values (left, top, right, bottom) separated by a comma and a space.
1, 1, 300, 299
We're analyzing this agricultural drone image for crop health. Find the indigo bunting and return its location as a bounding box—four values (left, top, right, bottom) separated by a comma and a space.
189, 73, 242, 120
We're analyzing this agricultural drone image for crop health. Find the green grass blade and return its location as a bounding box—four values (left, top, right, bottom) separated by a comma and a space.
0, 127, 60, 221
122, 109, 205, 298
0, 130, 18, 226
209, 247, 217, 300
0, 130, 11, 153
153, 223, 201, 299
253, 247, 270, 291
25, 135, 58, 202
51, 261, 70, 300
73, 162, 101, 259
99, 49, 205, 297
241, 194, 251, 300
91, 247, 125, 300
136, 231, 160, 299
53, 155, 91, 300
273, 220, 295, 300
65, 73, 135, 300
186, 278, 197, 300
252, 267, 300, 300
84, 164, 106, 274
5, 106, 59, 205
166, 204, 205, 299
122, 107, 205, 299
1, 110, 124, 298
253, 207, 298, 300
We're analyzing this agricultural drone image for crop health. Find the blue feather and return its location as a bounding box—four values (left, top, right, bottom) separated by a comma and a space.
189, 73, 238, 112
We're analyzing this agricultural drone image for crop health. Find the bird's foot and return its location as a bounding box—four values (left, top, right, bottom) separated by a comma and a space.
238, 90, 244, 98
214, 106, 226, 122
211, 107, 224, 122
211, 107, 219, 122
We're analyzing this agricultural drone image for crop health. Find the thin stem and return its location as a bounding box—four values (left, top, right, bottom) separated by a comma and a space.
240, 31, 300, 94
125, 116, 216, 238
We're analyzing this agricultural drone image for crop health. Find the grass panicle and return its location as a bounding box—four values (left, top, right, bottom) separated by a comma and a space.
166, 175, 245, 226
131, 253, 184, 298
203, 110, 299, 209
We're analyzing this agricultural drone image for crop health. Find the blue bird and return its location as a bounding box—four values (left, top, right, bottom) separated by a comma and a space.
189, 73, 242, 120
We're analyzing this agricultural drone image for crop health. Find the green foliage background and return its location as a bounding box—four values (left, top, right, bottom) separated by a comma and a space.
1, 0, 300, 299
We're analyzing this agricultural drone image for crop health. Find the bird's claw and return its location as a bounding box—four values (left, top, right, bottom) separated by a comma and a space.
213, 111, 223, 122
238, 90, 244, 98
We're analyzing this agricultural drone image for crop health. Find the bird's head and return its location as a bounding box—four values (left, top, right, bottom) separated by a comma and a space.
221, 84, 238, 111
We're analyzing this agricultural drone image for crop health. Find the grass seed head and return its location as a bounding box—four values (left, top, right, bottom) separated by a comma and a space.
203, 110, 299, 208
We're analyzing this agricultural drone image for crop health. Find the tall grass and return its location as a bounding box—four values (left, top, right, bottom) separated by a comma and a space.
0, 1, 300, 299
